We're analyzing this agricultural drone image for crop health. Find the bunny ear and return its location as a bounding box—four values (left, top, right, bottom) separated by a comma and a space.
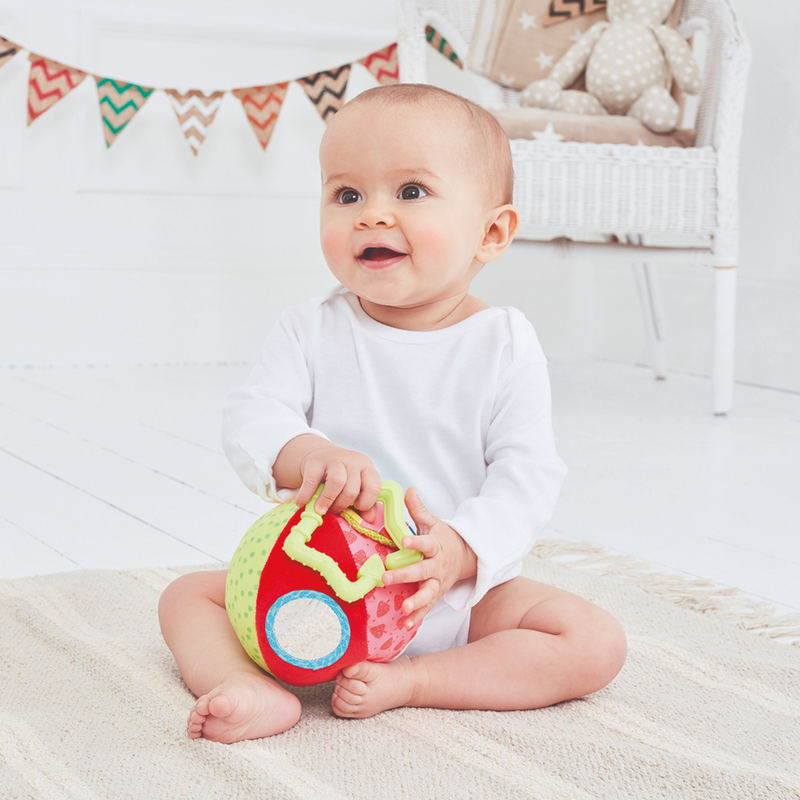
544, 0, 607, 28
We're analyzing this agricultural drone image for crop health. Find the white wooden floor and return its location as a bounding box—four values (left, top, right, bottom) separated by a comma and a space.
1, 360, 798, 620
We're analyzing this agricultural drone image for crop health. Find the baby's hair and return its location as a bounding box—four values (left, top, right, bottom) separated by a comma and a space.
341, 84, 514, 206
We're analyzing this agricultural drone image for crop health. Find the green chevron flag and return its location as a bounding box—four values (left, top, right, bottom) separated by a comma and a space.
95, 77, 154, 147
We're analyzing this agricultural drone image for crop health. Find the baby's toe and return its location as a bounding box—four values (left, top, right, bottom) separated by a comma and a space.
340, 660, 375, 683
333, 683, 363, 706
331, 690, 360, 717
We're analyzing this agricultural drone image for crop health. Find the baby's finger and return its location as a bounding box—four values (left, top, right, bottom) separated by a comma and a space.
313, 462, 348, 514
296, 463, 327, 508
402, 578, 441, 617
402, 593, 438, 629
402, 534, 440, 559
327, 470, 364, 516
354, 467, 382, 514
404, 486, 437, 533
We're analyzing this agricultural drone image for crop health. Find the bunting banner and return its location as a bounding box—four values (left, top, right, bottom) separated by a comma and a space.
358, 43, 399, 86
544, 0, 606, 27
0, 39, 462, 154
165, 89, 224, 156
95, 78, 154, 147
297, 64, 350, 124
232, 82, 289, 151
0, 35, 20, 71
425, 26, 463, 69
27, 54, 87, 125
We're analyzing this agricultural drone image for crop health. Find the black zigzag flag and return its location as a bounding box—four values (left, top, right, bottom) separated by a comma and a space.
0, 36, 21, 70
298, 65, 351, 123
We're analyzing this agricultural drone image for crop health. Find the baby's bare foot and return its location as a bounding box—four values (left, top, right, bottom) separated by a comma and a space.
187, 670, 301, 743
331, 657, 423, 719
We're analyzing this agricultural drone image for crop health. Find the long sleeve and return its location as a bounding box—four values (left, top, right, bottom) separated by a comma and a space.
221, 302, 330, 502
440, 360, 567, 612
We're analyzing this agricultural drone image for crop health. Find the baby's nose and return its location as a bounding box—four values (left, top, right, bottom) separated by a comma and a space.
357, 202, 394, 228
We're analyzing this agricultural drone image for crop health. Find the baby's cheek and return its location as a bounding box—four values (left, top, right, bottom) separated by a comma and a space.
320, 226, 347, 266
415, 222, 451, 255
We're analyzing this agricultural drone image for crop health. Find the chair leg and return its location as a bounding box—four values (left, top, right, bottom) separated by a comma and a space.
633, 261, 668, 380
712, 265, 737, 415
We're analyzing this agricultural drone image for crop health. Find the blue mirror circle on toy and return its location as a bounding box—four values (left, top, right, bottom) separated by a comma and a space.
264, 590, 351, 671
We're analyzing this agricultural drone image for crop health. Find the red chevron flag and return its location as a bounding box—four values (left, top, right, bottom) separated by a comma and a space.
27, 54, 88, 124
232, 83, 289, 151
358, 44, 399, 86
1, 35, 21, 71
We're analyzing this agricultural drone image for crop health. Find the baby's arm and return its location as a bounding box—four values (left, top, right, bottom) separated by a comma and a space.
272, 433, 382, 516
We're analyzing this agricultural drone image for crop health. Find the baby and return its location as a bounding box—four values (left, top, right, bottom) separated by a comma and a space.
158, 83, 627, 744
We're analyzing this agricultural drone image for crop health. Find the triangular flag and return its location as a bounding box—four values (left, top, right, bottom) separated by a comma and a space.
27, 54, 88, 125
297, 65, 350, 124
95, 77, 154, 147
1, 35, 22, 71
425, 26, 463, 69
231, 82, 289, 151
165, 89, 224, 156
358, 44, 399, 86
544, 0, 606, 27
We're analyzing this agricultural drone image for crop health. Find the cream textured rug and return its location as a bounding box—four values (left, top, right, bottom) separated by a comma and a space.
2, 540, 799, 800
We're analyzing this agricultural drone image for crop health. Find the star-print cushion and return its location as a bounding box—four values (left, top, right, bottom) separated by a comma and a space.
489, 106, 696, 147
468, 0, 682, 93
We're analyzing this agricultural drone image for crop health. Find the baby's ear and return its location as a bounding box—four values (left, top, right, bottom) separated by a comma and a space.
476, 205, 520, 264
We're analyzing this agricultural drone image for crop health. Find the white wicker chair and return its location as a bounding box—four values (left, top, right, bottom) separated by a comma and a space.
396, 0, 750, 414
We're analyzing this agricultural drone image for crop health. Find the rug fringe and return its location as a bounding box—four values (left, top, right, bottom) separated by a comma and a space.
532, 538, 800, 644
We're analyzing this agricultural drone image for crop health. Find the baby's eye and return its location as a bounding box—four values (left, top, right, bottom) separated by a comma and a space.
399, 184, 428, 200
336, 188, 361, 204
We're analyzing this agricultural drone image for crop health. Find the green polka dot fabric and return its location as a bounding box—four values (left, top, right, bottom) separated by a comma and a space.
225, 500, 297, 672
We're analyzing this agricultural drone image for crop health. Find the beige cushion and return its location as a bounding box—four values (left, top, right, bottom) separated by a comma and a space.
490, 106, 696, 147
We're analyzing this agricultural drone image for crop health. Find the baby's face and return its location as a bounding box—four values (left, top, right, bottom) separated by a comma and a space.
319, 101, 494, 328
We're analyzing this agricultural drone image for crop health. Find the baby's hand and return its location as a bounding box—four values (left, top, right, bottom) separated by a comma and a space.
296, 442, 381, 517
383, 487, 478, 630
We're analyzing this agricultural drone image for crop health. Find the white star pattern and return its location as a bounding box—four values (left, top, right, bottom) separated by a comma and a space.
532, 123, 564, 142
570, 30, 583, 43
499, 73, 516, 87
518, 12, 537, 31
534, 51, 554, 70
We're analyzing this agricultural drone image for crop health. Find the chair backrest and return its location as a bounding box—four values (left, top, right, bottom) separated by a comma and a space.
396, 0, 749, 149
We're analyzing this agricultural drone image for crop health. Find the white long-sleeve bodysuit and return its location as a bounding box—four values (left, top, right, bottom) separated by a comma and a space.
222, 287, 567, 656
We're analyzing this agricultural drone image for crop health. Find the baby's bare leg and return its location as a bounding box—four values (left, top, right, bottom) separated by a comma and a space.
158, 570, 301, 742
332, 577, 626, 718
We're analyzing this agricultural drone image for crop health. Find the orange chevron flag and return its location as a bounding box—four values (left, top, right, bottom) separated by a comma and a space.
358, 44, 399, 86
544, 0, 606, 27
27, 54, 88, 124
232, 83, 289, 151
1, 35, 21, 71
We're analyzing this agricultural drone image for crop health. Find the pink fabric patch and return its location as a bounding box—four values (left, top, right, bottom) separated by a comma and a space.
330, 515, 418, 661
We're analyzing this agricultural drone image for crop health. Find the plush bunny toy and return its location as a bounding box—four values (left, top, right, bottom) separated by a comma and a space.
520, 0, 700, 134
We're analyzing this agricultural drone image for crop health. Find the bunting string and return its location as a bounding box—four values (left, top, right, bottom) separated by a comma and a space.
0, 33, 462, 155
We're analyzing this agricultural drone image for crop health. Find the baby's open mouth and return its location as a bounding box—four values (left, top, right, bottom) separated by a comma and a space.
359, 247, 405, 261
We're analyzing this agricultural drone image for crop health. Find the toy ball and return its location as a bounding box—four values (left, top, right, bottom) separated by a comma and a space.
226, 480, 423, 686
